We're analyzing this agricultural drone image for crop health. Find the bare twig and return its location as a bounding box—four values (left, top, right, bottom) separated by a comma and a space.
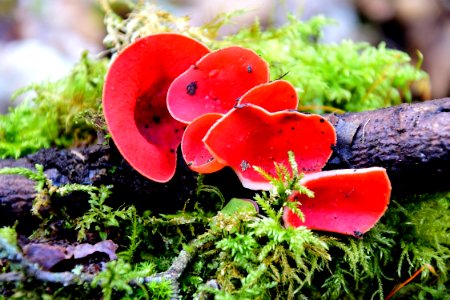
0, 236, 95, 285
136, 234, 213, 299
0, 234, 213, 299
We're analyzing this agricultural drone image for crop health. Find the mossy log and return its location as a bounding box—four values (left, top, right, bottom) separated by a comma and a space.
1, 98, 449, 225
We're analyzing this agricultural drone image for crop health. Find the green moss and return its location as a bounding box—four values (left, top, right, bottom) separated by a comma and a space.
213, 16, 428, 113
92, 259, 167, 300
0, 52, 107, 159
1, 164, 449, 299
0, 226, 18, 251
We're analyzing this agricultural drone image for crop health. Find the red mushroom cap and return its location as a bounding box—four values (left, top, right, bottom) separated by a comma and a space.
103, 33, 209, 182
237, 80, 298, 112
181, 113, 226, 173
167, 46, 270, 123
283, 167, 391, 237
203, 104, 336, 190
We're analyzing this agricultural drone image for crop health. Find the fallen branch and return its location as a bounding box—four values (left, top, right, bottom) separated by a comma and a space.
0, 98, 449, 225
137, 234, 212, 299
324, 97, 450, 196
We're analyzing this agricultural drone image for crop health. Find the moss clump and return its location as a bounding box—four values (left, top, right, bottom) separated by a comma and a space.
216, 16, 428, 112
0, 162, 449, 299
0, 52, 107, 159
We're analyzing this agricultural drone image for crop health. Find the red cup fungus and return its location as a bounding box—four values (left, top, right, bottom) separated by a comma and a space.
181, 113, 226, 173
283, 167, 391, 237
102, 33, 392, 237
203, 104, 337, 190
180, 80, 299, 174
103, 33, 209, 182
237, 80, 299, 112
167, 46, 270, 123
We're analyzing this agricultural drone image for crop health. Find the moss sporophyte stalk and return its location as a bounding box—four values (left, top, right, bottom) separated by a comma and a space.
0, 3, 447, 300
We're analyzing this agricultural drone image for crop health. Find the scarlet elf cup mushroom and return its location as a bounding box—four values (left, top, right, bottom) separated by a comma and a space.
203, 104, 337, 190
181, 113, 226, 173
102, 33, 209, 182
103, 33, 392, 237
237, 80, 299, 112
180, 80, 298, 173
283, 167, 391, 237
167, 46, 270, 123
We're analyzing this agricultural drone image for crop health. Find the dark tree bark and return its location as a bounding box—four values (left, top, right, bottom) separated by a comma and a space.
324, 97, 450, 196
1, 98, 449, 225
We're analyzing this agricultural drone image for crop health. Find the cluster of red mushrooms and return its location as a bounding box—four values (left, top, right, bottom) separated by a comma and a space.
103, 33, 391, 237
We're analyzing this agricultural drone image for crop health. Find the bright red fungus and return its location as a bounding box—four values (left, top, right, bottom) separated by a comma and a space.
237, 80, 298, 112
103, 33, 209, 182
283, 167, 391, 237
203, 104, 336, 190
181, 113, 225, 173
167, 46, 270, 123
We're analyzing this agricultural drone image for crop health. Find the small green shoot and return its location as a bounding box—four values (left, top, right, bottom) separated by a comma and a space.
253, 151, 313, 222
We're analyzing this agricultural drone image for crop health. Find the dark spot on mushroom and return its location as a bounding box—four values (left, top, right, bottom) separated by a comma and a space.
235, 103, 251, 109
186, 81, 198, 96
174, 129, 179, 133
321, 131, 325, 134
320, 118, 325, 123
291, 127, 295, 130
278, 129, 283, 134
170, 149, 175, 153
241, 160, 250, 171
353, 231, 364, 238
206, 157, 214, 163
193, 64, 199, 70
344, 188, 355, 198
153, 116, 161, 124
247, 65, 253, 73
144, 124, 149, 129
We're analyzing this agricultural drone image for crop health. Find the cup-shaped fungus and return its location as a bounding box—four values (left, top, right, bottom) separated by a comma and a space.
103, 33, 209, 182
237, 80, 298, 112
203, 104, 337, 190
181, 113, 226, 173
167, 46, 270, 123
283, 167, 391, 237
181, 80, 300, 174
